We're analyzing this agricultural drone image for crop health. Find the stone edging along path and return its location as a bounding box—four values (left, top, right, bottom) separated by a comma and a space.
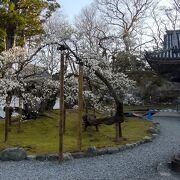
0, 122, 160, 162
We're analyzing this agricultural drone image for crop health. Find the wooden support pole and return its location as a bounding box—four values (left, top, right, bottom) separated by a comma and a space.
4, 108, 9, 142
63, 108, 66, 134
115, 122, 120, 142
119, 103, 124, 138
59, 50, 65, 162
4, 96, 10, 142
119, 122, 122, 137
18, 97, 22, 132
77, 64, 83, 151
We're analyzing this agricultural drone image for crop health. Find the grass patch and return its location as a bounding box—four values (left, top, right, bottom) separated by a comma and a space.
124, 104, 176, 111
0, 110, 153, 154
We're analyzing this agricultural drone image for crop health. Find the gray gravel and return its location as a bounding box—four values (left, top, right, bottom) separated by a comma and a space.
1, 116, 180, 180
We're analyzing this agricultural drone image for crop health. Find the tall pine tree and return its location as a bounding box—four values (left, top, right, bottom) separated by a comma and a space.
0, 0, 60, 50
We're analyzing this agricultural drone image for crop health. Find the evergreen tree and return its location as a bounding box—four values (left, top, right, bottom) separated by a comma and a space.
0, 0, 60, 50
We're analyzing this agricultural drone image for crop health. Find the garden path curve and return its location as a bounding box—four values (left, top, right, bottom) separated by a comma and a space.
0, 114, 180, 180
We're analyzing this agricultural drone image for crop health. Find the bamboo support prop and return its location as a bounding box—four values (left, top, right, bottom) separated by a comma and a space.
77, 64, 83, 151
59, 50, 65, 162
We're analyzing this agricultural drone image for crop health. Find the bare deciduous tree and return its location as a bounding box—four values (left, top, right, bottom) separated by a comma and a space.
96, 0, 154, 52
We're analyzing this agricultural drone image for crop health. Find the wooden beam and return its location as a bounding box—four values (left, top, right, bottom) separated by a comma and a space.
59, 51, 65, 162
77, 64, 83, 151
4, 96, 11, 142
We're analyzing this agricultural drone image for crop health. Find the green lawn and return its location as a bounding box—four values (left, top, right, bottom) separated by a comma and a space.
0, 110, 153, 154
124, 104, 176, 111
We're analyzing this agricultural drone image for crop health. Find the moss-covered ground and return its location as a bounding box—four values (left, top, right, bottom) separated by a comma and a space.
0, 110, 153, 154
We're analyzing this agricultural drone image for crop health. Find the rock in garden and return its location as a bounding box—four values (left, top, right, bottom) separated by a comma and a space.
97, 148, 108, 155
125, 144, 134, 149
71, 152, 85, 159
36, 154, 47, 161
143, 136, 152, 143
118, 145, 126, 151
148, 127, 159, 134
0, 148, 27, 161
86, 146, 98, 157
26, 155, 36, 161
47, 154, 58, 161
63, 153, 73, 161
151, 133, 158, 138
106, 147, 119, 154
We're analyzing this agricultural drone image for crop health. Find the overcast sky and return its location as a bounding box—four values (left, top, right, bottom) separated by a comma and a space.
58, 0, 94, 22
58, 0, 171, 23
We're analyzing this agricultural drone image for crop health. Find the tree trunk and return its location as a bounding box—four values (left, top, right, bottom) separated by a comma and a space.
4, 23, 16, 141
123, 30, 130, 53
63, 44, 124, 141
6, 25, 16, 49
93, 70, 124, 141
39, 94, 57, 113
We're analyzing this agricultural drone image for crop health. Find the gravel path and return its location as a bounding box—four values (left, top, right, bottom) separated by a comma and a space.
1, 116, 180, 180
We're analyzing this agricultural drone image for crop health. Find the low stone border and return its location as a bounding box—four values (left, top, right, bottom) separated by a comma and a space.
0, 121, 160, 162
26, 121, 160, 162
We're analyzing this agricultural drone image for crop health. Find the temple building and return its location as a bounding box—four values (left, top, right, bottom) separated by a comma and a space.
145, 30, 180, 82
